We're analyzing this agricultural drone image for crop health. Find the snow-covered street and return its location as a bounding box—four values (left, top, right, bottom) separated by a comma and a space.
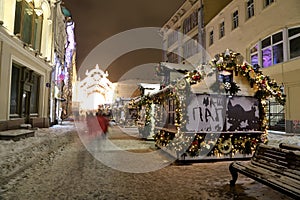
0, 121, 299, 199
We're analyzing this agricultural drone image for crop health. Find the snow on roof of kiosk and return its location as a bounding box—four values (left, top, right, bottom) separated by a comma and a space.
139, 83, 160, 95
160, 62, 195, 72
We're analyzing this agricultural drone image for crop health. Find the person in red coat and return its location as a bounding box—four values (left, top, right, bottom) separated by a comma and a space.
96, 111, 109, 138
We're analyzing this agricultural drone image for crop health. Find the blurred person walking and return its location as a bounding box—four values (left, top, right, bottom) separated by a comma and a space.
96, 110, 109, 138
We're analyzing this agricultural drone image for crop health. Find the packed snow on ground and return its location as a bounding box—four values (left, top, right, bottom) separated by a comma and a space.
0, 122, 299, 185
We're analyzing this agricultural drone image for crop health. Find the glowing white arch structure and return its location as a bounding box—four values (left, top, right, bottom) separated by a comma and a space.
77, 64, 114, 111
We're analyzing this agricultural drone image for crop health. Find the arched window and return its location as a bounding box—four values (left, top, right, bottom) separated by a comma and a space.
14, 0, 43, 52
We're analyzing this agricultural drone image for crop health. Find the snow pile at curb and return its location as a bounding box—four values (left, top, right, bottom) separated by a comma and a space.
0, 123, 76, 186
268, 133, 300, 147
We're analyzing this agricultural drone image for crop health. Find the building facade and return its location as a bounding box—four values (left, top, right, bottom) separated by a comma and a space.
0, 0, 74, 130
162, 0, 300, 133
161, 0, 232, 65
205, 0, 300, 133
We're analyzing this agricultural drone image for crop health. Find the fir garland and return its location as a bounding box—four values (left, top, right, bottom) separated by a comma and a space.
139, 49, 286, 157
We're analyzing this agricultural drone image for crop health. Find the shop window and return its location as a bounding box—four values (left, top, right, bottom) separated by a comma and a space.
14, 0, 43, 51
10, 65, 21, 117
219, 21, 225, 38
30, 74, 40, 114
232, 10, 239, 29
246, 0, 254, 19
288, 26, 300, 59
209, 30, 214, 45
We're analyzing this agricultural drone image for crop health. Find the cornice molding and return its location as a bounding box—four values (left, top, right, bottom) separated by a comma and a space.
0, 26, 52, 72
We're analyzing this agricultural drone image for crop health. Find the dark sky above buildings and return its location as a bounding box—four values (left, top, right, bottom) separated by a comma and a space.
63, 0, 185, 82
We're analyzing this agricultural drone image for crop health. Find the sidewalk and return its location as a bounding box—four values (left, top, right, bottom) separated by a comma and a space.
0, 122, 76, 186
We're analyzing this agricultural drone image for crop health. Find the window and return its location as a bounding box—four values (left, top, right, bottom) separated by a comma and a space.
30, 74, 40, 114
232, 10, 239, 29
288, 27, 300, 59
167, 30, 178, 47
14, 0, 43, 51
209, 30, 214, 45
10, 65, 21, 117
272, 32, 283, 64
219, 21, 225, 38
247, 0, 254, 19
183, 35, 199, 59
167, 50, 178, 63
250, 44, 259, 65
261, 32, 283, 67
32, 13, 43, 50
183, 10, 198, 34
10, 63, 40, 118
264, 0, 274, 7
250, 28, 300, 67
168, 99, 175, 125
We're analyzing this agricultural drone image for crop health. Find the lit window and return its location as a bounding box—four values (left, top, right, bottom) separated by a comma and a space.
261, 32, 283, 68
288, 27, 300, 59
247, 0, 254, 19
250, 28, 300, 67
250, 44, 258, 65
232, 10, 239, 29
209, 30, 214, 45
219, 21, 225, 38
272, 32, 283, 65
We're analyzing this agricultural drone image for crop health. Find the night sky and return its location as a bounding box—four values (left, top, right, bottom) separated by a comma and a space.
63, 0, 185, 82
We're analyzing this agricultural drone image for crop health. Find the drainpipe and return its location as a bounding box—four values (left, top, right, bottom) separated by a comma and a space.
198, 0, 205, 64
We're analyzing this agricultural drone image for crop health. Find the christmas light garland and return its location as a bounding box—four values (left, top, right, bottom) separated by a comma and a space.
140, 49, 286, 158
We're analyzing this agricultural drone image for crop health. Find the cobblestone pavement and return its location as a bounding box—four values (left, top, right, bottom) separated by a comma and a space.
0, 124, 294, 200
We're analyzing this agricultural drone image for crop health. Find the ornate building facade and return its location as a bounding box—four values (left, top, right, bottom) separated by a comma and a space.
0, 0, 75, 130
75, 64, 114, 113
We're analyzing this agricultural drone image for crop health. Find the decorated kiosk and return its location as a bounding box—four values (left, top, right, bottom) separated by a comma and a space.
134, 49, 286, 160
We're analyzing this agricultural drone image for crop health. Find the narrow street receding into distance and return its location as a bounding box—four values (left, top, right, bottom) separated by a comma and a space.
0, 123, 294, 200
